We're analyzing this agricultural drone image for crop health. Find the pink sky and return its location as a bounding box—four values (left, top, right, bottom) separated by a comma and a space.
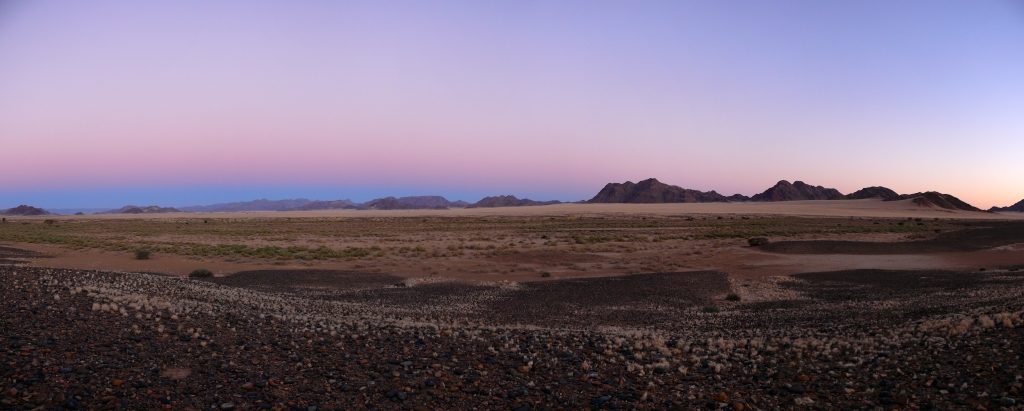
1, 1, 1022, 208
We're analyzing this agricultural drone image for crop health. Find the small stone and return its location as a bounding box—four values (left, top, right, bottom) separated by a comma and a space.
731, 402, 744, 411
59, 367, 72, 373
787, 385, 805, 394
1000, 397, 1016, 406
241, 382, 254, 390
895, 394, 908, 405
220, 402, 236, 410
796, 374, 809, 382
714, 392, 729, 402
112, 379, 123, 387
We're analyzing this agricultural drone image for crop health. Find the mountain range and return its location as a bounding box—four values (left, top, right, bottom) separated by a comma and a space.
98, 205, 181, 214
6, 180, 1018, 214
180, 198, 318, 212
587, 178, 986, 212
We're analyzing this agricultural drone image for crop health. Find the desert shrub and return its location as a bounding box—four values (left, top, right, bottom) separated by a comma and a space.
541, 272, 551, 278
189, 268, 213, 278
701, 306, 720, 313
747, 237, 769, 247
134, 249, 151, 260
725, 293, 741, 302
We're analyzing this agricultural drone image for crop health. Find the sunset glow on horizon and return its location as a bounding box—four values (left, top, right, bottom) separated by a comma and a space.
2, 1, 1022, 209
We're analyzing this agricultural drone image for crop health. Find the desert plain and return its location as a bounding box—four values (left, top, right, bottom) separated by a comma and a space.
3, 200, 1024, 411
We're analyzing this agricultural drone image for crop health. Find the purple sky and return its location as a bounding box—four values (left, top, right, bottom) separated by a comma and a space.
2, 1, 1022, 209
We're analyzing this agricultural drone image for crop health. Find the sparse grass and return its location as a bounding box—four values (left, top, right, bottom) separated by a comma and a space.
0, 216, 966, 266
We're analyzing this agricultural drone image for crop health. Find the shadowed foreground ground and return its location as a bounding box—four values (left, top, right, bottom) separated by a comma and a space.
4, 261, 1024, 411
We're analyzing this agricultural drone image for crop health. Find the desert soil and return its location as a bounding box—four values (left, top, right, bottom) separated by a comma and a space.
3, 204, 1024, 410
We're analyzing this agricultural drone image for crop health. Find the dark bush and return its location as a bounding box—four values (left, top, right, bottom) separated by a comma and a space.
748, 237, 769, 247
541, 272, 551, 278
134, 249, 151, 260
725, 293, 741, 302
189, 268, 213, 278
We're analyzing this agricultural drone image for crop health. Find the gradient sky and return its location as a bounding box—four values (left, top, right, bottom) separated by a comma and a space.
2, 1, 1023, 209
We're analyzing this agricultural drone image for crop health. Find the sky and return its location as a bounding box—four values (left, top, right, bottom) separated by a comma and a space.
1, 1, 1023, 209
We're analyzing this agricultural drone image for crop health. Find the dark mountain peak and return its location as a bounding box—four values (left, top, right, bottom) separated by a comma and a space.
1, 205, 51, 216
101, 205, 180, 214
990, 199, 1024, 213
588, 178, 733, 203
888, 192, 982, 212
846, 186, 901, 200
750, 180, 843, 202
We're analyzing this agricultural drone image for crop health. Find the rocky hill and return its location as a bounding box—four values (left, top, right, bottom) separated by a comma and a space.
990, 199, 1024, 213
845, 186, 901, 200
587, 178, 737, 203
886, 192, 982, 212
750, 180, 844, 202
180, 198, 317, 212
0, 205, 51, 216
100, 205, 181, 214
467, 195, 561, 208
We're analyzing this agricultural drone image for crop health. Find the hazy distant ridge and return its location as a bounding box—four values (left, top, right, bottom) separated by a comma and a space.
180, 198, 318, 212
990, 199, 1024, 213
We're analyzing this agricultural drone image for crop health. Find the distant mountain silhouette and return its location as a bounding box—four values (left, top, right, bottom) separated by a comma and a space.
287, 200, 359, 211
1, 205, 51, 216
750, 180, 843, 202
467, 195, 561, 208
990, 199, 1024, 213
845, 186, 901, 200
886, 192, 982, 212
101, 205, 181, 214
360, 197, 446, 210
180, 198, 317, 212
396, 196, 468, 208
587, 178, 737, 203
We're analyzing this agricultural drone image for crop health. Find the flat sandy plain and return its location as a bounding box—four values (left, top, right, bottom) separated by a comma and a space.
3, 200, 1024, 411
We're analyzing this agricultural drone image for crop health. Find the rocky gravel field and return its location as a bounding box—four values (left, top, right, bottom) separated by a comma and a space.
4, 262, 1024, 411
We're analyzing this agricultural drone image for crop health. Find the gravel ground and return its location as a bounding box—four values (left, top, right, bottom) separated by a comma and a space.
4, 262, 1024, 411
